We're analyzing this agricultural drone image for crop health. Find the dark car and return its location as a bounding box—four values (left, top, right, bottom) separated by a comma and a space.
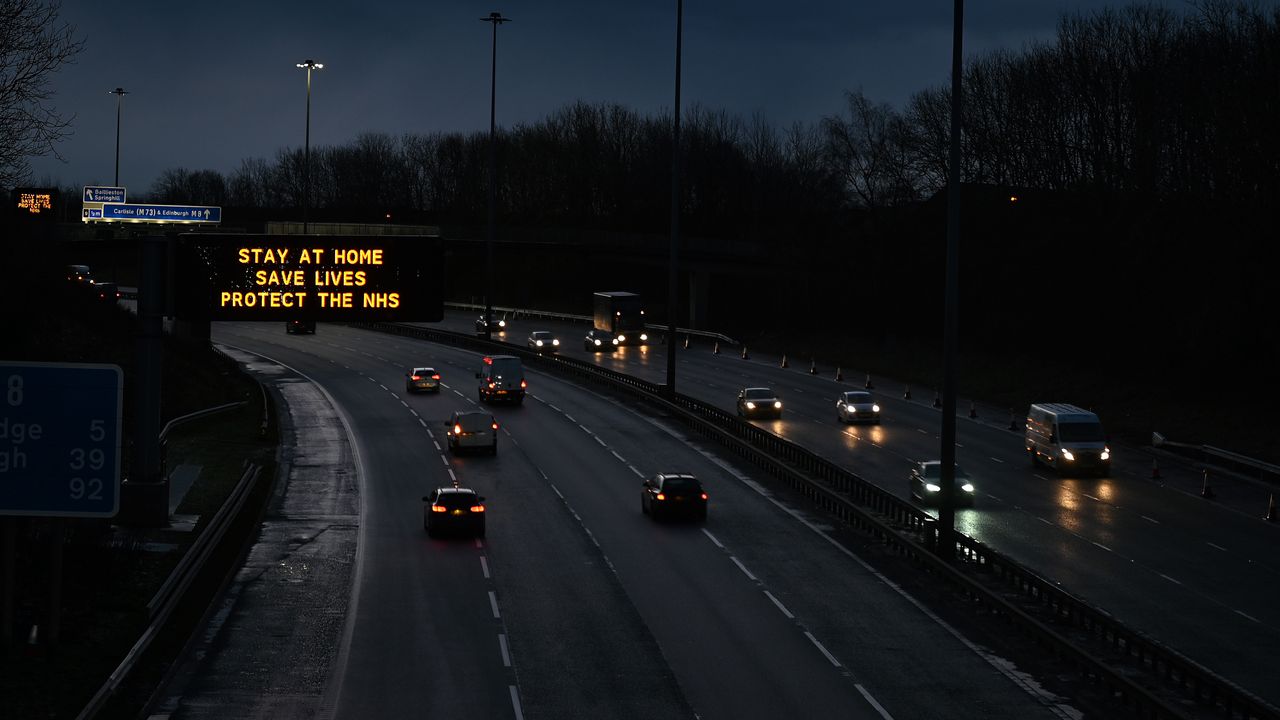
641, 473, 708, 521
475, 313, 507, 335
286, 319, 316, 334
446, 410, 499, 455
66, 264, 93, 283
527, 330, 560, 353
405, 366, 441, 393
583, 328, 619, 353
90, 281, 120, 303
909, 461, 976, 507
423, 486, 486, 537
836, 390, 881, 424
737, 387, 782, 419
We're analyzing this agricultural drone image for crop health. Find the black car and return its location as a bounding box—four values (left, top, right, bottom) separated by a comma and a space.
475, 313, 507, 335
641, 473, 708, 521
286, 319, 316, 334
405, 366, 441, 393
527, 330, 560, 353
66, 264, 93, 283
908, 461, 976, 507
737, 387, 782, 419
90, 281, 120, 303
583, 328, 619, 353
423, 486, 486, 537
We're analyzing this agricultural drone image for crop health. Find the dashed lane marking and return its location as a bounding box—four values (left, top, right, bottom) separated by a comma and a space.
1092, 541, 1112, 552
480, 556, 490, 579
610, 450, 627, 463
1159, 573, 1182, 586
855, 684, 895, 720
400, 400, 409, 408
730, 556, 758, 582
488, 591, 501, 618
509, 686, 525, 720
628, 465, 645, 478
1208, 542, 1227, 551
440, 456, 449, 467
805, 631, 841, 667
1142, 515, 1160, 524
564, 414, 577, 423
990, 457, 1005, 464
448, 469, 457, 482
419, 419, 427, 428
701, 528, 725, 549
498, 633, 510, 666
764, 590, 794, 619
594, 435, 608, 447
1235, 610, 1260, 623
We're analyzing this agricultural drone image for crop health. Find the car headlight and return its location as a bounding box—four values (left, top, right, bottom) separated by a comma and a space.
617, 334, 626, 343
1061, 450, 1075, 461
1100, 449, 1110, 460
872, 404, 880, 412
552, 339, 559, 346
611, 338, 619, 345
593, 339, 601, 346
639, 333, 648, 341
498, 320, 506, 327
745, 401, 756, 409
961, 483, 974, 493
773, 401, 782, 409
535, 340, 544, 346
925, 483, 941, 492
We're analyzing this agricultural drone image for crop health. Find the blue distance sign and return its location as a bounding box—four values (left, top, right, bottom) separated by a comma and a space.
82, 207, 104, 219
0, 362, 123, 518
83, 186, 126, 203
100, 203, 221, 224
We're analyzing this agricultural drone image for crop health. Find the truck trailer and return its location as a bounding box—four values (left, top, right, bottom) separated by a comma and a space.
593, 291, 649, 346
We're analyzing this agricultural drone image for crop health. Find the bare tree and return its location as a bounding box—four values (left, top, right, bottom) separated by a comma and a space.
0, 0, 84, 187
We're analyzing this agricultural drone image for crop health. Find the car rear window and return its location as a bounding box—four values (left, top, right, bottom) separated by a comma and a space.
456, 414, 492, 431
661, 477, 702, 494
436, 492, 478, 509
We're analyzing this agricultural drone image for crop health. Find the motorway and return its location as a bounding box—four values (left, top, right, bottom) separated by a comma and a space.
418, 309, 1280, 708
207, 320, 1075, 720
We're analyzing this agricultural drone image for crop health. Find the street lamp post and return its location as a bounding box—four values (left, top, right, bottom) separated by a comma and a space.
480, 12, 510, 341
938, 0, 965, 556
108, 87, 128, 186
666, 0, 683, 395
296, 60, 323, 234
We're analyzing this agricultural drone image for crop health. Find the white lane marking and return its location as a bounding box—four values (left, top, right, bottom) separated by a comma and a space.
985, 494, 1002, 502
367, 376, 376, 383
498, 633, 511, 666
440, 456, 449, 467
480, 556, 490, 579
1159, 573, 1182, 586
805, 631, 841, 667
628, 465, 645, 478
729, 556, 758, 582
400, 400, 409, 408
419, 419, 428, 428
465, 397, 476, 405
432, 440, 440, 450
610, 450, 627, 463
1142, 515, 1160, 524
565, 414, 577, 423
855, 684, 896, 720
1038, 517, 1053, 525
475, 539, 484, 549
578, 424, 592, 434
594, 435, 608, 447
548, 403, 562, 412
989, 457, 1005, 464
409, 409, 419, 417
1092, 541, 1112, 552
915, 428, 929, 434
390, 392, 401, 400
702, 528, 725, 549
530, 393, 543, 402
488, 591, 501, 618
454, 389, 465, 397
763, 590, 794, 619
448, 469, 457, 482
509, 686, 525, 720
551, 484, 564, 499
955, 443, 964, 448
1208, 542, 1227, 551
1235, 610, 1260, 623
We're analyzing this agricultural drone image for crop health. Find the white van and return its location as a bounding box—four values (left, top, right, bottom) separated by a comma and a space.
476, 355, 526, 404
1025, 403, 1111, 476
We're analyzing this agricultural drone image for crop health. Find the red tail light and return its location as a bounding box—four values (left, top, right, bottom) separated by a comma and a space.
520, 379, 528, 389
700, 493, 708, 500
411, 375, 421, 381
431, 505, 446, 513
454, 424, 463, 434
431, 374, 440, 380
491, 422, 499, 430
655, 493, 666, 501
488, 382, 495, 389
470, 505, 486, 513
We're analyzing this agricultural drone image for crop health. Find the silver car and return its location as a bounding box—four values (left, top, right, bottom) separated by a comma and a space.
445, 411, 498, 455
527, 330, 560, 353
836, 391, 881, 424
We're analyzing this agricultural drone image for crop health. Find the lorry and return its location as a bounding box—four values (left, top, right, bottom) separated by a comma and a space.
593, 291, 648, 346
1025, 403, 1111, 476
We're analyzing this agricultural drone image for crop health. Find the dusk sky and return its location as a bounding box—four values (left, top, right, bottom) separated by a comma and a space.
30, 0, 1155, 194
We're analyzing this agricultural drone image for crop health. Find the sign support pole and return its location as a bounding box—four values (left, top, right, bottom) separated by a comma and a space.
1, 519, 14, 646
47, 519, 63, 647
123, 237, 168, 527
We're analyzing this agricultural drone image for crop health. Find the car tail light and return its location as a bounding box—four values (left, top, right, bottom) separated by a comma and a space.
491, 422, 499, 430
431, 374, 440, 380
431, 505, 447, 513
470, 505, 485, 513
520, 379, 527, 389
655, 493, 665, 501
700, 493, 708, 500
454, 424, 463, 434
488, 382, 495, 389
411, 375, 421, 381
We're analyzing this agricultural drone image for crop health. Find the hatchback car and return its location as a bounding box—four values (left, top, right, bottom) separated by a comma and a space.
405, 367, 441, 393
737, 387, 782, 419
583, 328, 620, 353
445, 411, 498, 455
423, 486, 486, 537
641, 473, 708, 521
909, 461, 976, 507
527, 330, 560, 353
836, 391, 881, 424
475, 313, 507, 335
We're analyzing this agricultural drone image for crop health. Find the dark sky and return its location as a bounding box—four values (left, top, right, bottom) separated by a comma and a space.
29, 0, 1147, 194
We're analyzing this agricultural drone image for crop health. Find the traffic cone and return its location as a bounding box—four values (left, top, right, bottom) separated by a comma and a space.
1200, 469, 1215, 499
683, 335, 689, 349
781, 354, 789, 369
1266, 494, 1276, 522
864, 373, 874, 389
1150, 458, 1161, 479
809, 359, 817, 375
903, 385, 911, 400
933, 390, 941, 408
741, 346, 749, 360
969, 400, 978, 419
713, 341, 720, 354
1007, 408, 1018, 431
835, 367, 844, 381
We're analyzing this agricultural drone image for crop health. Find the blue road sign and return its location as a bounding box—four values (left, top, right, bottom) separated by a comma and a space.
0, 362, 123, 518
83, 185, 126, 203
100, 202, 221, 224
82, 207, 103, 219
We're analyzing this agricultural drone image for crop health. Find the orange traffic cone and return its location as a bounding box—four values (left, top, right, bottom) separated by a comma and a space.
903, 385, 911, 400
1200, 469, 1215, 499
835, 367, 844, 381
864, 373, 874, 389
780, 355, 789, 369
1266, 494, 1276, 522
713, 341, 720, 354
809, 359, 817, 375
1150, 458, 1161, 479
741, 346, 749, 360
968, 400, 978, 419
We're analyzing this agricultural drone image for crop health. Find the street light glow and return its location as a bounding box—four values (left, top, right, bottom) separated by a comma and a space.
296, 60, 323, 70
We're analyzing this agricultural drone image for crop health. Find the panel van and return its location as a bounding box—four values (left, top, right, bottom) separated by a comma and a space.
1025, 403, 1111, 476
477, 355, 526, 404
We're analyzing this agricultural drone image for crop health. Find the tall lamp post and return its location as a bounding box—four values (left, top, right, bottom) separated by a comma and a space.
666, 0, 683, 394
480, 12, 510, 341
938, 0, 965, 556
108, 87, 128, 186
296, 60, 323, 234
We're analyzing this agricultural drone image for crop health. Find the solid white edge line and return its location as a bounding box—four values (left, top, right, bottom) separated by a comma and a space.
701, 528, 725, 549
480, 556, 490, 579
1235, 610, 1260, 623
763, 590, 794, 619
855, 684, 896, 720
509, 686, 524, 720
498, 633, 511, 666
804, 631, 841, 667
488, 591, 501, 618
1159, 573, 1182, 586
729, 556, 758, 582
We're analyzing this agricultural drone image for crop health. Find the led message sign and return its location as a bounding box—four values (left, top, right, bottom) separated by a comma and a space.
12, 188, 56, 219
178, 234, 443, 322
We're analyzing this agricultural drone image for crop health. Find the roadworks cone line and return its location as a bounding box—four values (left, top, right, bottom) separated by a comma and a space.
741, 346, 749, 360
903, 385, 911, 400
835, 367, 844, 382
780, 355, 789, 369
809, 359, 818, 375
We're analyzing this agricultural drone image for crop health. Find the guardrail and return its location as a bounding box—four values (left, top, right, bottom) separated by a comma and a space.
76, 463, 263, 720
356, 320, 1279, 720
1153, 432, 1280, 486
443, 301, 739, 345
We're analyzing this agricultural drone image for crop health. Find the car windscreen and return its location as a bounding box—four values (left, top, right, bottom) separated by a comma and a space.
661, 478, 702, 494
436, 492, 478, 509
844, 392, 871, 403
531, 332, 550, 339
456, 414, 492, 431
1057, 422, 1104, 442
921, 464, 967, 479
744, 389, 774, 399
